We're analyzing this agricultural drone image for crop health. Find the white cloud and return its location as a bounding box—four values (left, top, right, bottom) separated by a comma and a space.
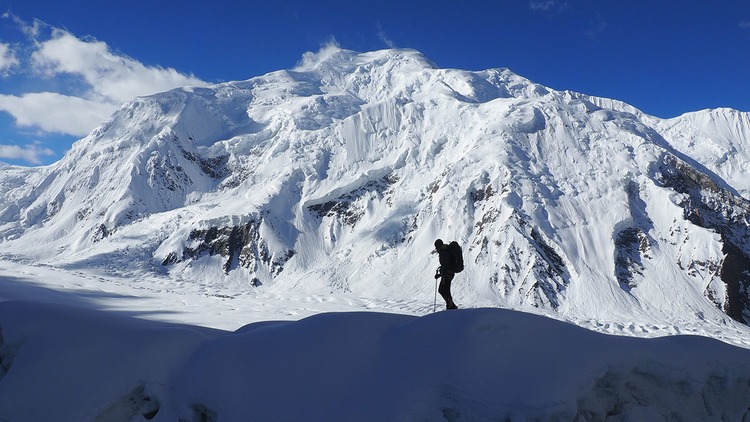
0, 92, 114, 136
2, 12, 42, 38
30, 29, 207, 104
0, 43, 19, 76
740, 21, 750, 28
0, 141, 55, 165
0, 15, 210, 139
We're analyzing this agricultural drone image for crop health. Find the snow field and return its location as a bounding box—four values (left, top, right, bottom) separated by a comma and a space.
1, 293, 749, 421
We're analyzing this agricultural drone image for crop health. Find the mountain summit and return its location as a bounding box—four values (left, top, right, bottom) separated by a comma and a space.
2, 47, 750, 327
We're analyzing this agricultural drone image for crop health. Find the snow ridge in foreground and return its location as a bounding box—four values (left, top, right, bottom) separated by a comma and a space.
1, 301, 749, 421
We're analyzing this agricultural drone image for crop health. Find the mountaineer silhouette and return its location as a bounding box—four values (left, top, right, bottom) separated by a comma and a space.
434, 239, 464, 310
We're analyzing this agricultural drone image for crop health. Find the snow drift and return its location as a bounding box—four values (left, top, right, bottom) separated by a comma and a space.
1, 300, 749, 421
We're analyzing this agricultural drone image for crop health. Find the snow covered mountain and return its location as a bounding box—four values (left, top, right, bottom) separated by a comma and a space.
1, 46, 750, 330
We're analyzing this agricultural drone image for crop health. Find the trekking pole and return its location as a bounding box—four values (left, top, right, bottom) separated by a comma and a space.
433, 278, 438, 313
433, 266, 440, 313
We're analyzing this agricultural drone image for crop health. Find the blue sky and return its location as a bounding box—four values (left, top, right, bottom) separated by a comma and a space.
0, 0, 749, 166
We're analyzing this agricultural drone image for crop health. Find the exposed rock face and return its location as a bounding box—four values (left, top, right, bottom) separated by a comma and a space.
615, 181, 654, 290
162, 219, 295, 283
615, 226, 650, 289
476, 211, 570, 311
307, 174, 398, 227
657, 154, 750, 323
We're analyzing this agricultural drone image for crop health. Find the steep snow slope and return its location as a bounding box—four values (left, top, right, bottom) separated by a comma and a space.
657, 108, 750, 197
1, 301, 749, 421
1, 47, 749, 331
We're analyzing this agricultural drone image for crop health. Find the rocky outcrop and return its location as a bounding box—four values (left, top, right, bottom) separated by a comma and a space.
162, 219, 295, 282
307, 174, 398, 227
486, 213, 570, 310
615, 181, 654, 290
657, 154, 750, 323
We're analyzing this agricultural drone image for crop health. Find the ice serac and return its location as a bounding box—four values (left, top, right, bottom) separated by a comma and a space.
1, 47, 750, 326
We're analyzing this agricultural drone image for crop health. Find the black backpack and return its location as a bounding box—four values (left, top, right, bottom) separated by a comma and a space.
447, 241, 464, 273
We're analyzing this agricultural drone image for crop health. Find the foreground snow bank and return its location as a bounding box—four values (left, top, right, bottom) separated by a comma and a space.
1, 301, 749, 421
